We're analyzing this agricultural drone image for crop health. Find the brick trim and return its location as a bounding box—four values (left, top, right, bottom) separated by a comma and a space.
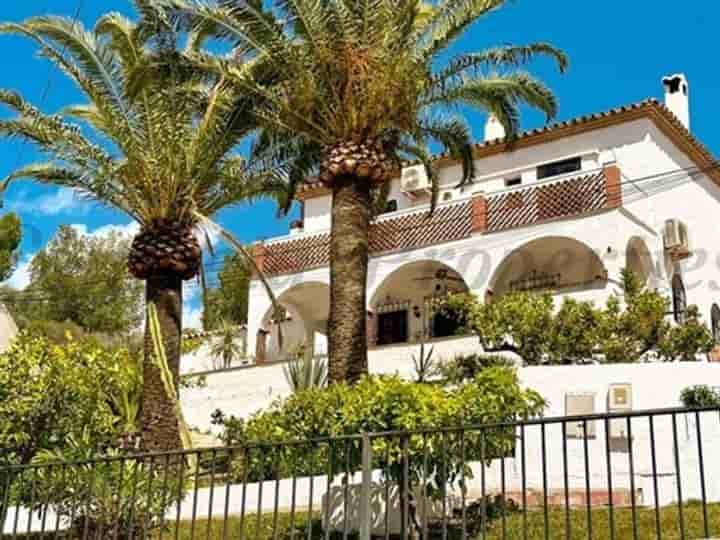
604, 164, 622, 208
251, 243, 268, 276
471, 193, 488, 233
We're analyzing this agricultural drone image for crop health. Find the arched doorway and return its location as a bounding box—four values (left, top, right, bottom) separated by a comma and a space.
488, 236, 608, 301
626, 236, 653, 286
259, 281, 330, 362
672, 273, 687, 324
369, 261, 469, 346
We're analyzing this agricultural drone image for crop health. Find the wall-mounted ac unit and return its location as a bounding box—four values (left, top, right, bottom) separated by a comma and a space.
663, 219, 691, 260
607, 383, 632, 439
400, 165, 431, 196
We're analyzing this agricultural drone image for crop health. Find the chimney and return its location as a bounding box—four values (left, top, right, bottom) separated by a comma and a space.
484, 114, 506, 142
662, 73, 690, 130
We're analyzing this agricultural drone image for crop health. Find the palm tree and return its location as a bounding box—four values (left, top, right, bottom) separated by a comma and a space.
159, 0, 567, 383
209, 319, 245, 369
0, 7, 283, 451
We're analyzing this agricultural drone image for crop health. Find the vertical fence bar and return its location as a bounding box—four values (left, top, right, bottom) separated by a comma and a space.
53, 464, 66, 539
460, 430, 467, 540
671, 413, 685, 540
604, 418, 615, 540
626, 417, 638, 540
441, 433, 448, 540
649, 415, 661, 540
561, 421, 570, 540
221, 448, 234, 540
582, 420, 592, 540
342, 439, 350, 540
384, 442, 390, 540
520, 424, 527, 540
500, 431, 507, 540
480, 430, 486, 540
24, 466, 37, 539
401, 435, 409, 540
238, 448, 249, 540
541, 422, 549, 540
190, 453, 201, 540
127, 456, 142, 540
694, 410, 709, 539
422, 433, 429, 540
359, 433, 372, 540
206, 449, 218, 540
174, 455, 186, 540
38, 464, 51, 537
288, 449, 297, 540
324, 442, 333, 540
256, 446, 266, 540
144, 455, 157, 540
272, 446, 281, 540
10, 469, 22, 540
306, 443, 315, 540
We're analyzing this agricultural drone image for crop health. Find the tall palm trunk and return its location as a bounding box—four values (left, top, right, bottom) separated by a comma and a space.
328, 175, 371, 383
140, 274, 183, 452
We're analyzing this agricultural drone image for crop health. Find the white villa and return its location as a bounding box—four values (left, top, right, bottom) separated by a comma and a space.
245, 74, 720, 364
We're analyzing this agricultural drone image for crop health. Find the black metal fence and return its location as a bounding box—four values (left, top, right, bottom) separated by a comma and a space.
2, 406, 720, 539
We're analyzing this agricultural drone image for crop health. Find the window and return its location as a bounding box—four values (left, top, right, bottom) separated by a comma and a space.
442, 191, 453, 202
537, 157, 582, 180
505, 177, 522, 187
384, 199, 398, 213
712, 304, 720, 344
672, 274, 687, 324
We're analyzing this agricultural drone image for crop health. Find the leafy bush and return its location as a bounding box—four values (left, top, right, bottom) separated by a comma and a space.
25, 432, 186, 539
217, 370, 544, 498
439, 353, 514, 384
0, 333, 137, 468
658, 306, 714, 362
680, 385, 720, 408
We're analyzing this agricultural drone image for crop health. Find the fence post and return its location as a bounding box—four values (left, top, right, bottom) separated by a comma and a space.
359, 432, 372, 540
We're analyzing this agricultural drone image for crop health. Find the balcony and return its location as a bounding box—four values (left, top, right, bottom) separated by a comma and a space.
253, 165, 621, 277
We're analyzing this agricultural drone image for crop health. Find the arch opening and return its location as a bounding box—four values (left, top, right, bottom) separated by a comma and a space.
369, 260, 469, 346
487, 236, 608, 302
259, 281, 330, 362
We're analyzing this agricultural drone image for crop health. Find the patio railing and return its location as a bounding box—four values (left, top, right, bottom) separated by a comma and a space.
2, 405, 720, 539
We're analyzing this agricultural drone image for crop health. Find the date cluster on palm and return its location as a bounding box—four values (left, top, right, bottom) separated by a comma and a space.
319, 138, 393, 185
128, 221, 201, 280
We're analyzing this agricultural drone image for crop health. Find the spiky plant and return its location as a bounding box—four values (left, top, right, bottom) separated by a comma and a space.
209, 319, 245, 369
0, 6, 284, 451
160, 0, 567, 383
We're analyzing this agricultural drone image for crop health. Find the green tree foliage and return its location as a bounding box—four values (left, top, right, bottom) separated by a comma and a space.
8, 226, 144, 334
446, 291, 554, 364
0, 333, 138, 467
202, 253, 250, 330
680, 385, 720, 408
597, 269, 668, 363
0, 212, 21, 281
446, 270, 713, 364
658, 305, 713, 362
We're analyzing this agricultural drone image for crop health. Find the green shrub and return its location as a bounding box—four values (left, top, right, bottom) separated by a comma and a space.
680, 385, 720, 408
26, 432, 186, 539
438, 353, 514, 384
217, 370, 545, 497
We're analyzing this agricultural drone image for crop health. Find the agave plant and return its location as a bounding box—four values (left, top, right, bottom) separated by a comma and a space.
282, 350, 328, 393
209, 319, 245, 369
0, 5, 285, 450
159, 0, 567, 384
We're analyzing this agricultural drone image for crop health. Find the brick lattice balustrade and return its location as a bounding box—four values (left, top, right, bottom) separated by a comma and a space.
259, 169, 619, 276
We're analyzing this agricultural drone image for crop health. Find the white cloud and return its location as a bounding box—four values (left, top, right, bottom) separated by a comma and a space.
6, 255, 33, 290
9, 188, 88, 216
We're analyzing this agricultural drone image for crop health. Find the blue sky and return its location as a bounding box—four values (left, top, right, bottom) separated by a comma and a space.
1, 0, 718, 326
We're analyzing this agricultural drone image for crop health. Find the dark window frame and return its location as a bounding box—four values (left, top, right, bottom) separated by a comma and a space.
537, 157, 582, 180
672, 274, 687, 324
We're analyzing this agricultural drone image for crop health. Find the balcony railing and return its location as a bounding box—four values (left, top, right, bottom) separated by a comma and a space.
254, 165, 621, 277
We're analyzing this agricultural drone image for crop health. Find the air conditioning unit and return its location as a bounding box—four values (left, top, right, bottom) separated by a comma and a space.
607, 383, 632, 439
400, 164, 431, 196
663, 219, 691, 260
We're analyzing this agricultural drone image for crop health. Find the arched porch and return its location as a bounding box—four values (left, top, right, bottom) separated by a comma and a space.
368, 260, 469, 347
258, 281, 330, 362
487, 236, 609, 304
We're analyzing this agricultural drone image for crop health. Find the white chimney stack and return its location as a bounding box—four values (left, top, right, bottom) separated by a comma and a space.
484, 114, 506, 142
662, 73, 690, 130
